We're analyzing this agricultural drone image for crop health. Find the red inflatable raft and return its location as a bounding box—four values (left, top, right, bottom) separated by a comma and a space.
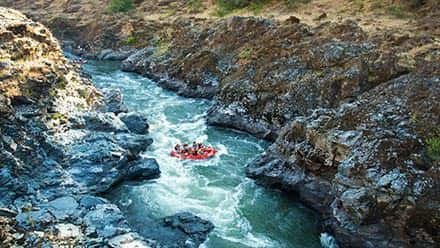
170, 147, 217, 160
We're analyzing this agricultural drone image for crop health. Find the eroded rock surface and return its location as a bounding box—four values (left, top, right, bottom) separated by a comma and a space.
0, 8, 160, 247
161, 212, 214, 248
116, 17, 433, 141
247, 74, 440, 247
117, 15, 439, 248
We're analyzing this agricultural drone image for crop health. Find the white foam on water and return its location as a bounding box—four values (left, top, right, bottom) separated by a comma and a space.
215, 144, 228, 156
320, 233, 339, 248
79, 61, 321, 248
136, 107, 282, 247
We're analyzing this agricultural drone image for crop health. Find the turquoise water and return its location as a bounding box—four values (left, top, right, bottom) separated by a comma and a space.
80, 59, 324, 248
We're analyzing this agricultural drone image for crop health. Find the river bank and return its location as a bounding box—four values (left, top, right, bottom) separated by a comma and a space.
0, 8, 327, 247
0, 7, 214, 247
80, 58, 325, 247
61, 17, 439, 247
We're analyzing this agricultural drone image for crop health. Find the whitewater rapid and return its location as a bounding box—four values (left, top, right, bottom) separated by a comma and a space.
75, 57, 336, 248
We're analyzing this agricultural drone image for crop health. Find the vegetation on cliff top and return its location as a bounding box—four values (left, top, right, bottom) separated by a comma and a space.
187, 0, 204, 13
213, 0, 311, 16
427, 133, 440, 162
106, 0, 134, 13
126, 36, 136, 45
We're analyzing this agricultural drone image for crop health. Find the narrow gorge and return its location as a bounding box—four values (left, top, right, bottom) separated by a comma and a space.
1, 1, 439, 248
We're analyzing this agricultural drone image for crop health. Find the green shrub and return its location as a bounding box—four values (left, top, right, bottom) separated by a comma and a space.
50, 112, 66, 121
217, 0, 251, 10
427, 136, 440, 161
188, 0, 204, 13
249, 1, 266, 14
77, 88, 89, 98
214, 0, 269, 16
57, 79, 67, 89
285, 0, 311, 8
154, 28, 174, 56
368, 73, 376, 82
126, 36, 136, 45
107, 0, 135, 13
238, 47, 253, 60
386, 5, 408, 18
213, 7, 229, 17
351, 0, 365, 9
154, 39, 171, 57
49, 89, 57, 97
214, 0, 244, 17
153, 30, 173, 57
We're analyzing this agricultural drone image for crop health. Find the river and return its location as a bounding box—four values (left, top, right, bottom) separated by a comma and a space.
77, 58, 334, 248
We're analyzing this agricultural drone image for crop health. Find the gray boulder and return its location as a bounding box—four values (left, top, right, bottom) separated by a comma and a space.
99, 89, 128, 114
72, 112, 128, 133
113, 133, 153, 157
98, 49, 135, 61
118, 112, 149, 134
16, 209, 55, 230
79, 195, 108, 210
124, 158, 161, 181
161, 212, 214, 248
43, 196, 81, 221
121, 48, 154, 72
84, 204, 130, 239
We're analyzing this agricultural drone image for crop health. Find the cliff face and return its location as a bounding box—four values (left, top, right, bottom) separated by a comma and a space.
118, 15, 438, 138
111, 17, 440, 248
0, 7, 161, 247
247, 73, 440, 247
0, 7, 96, 114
